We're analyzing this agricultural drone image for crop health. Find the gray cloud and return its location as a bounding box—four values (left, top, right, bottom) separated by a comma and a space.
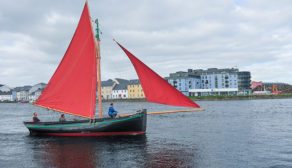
1, 0, 292, 87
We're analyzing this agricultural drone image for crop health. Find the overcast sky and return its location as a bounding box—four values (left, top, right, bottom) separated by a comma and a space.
1, 0, 292, 87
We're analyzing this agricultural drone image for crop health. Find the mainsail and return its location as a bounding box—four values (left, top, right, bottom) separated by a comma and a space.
116, 42, 200, 108
35, 2, 97, 119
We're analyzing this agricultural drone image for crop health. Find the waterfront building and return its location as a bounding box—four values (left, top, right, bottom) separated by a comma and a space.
101, 79, 115, 100
192, 68, 239, 96
111, 79, 129, 99
250, 81, 290, 95
127, 79, 145, 99
0, 84, 15, 101
111, 83, 129, 99
29, 83, 46, 102
167, 70, 201, 96
14, 85, 32, 102
263, 82, 291, 94
29, 88, 44, 102
101, 78, 129, 100
238, 71, 251, 95
251, 81, 263, 91
0, 91, 14, 102
251, 81, 270, 95
199, 68, 238, 89
168, 68, 251, 96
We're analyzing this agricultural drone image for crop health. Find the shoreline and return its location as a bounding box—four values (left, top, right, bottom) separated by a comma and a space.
1, 94, 292, 104
190, 94, 292, 101
101, 94, 292, 102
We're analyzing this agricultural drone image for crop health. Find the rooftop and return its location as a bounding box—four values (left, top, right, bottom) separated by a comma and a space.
129, 79, 140, 85
13, 85, 32, 92
29, 83, 46, 94
0, 85, 11, 92
101, 79, 115, 87
114, 78, 129, 84
29, 88, 43, 95
112, 79, 129, 90
0, 90, 12, 95
169, 68, 241, 78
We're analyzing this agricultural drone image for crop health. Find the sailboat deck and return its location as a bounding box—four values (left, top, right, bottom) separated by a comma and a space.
24, 112, 141, 126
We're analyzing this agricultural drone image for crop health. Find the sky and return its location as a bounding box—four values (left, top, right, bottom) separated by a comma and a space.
1, 0, 292, 87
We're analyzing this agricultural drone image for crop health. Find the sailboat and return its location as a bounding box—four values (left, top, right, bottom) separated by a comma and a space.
23, 2, 201, 137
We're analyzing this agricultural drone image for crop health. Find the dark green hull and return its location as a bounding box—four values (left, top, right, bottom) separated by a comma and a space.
24, 110, 147, 137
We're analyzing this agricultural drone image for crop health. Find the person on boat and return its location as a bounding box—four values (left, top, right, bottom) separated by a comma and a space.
33, 112, 40, 122
108, 103, 118, 118
59, 114, 66, 122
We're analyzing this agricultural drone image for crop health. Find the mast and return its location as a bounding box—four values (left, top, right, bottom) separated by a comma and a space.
95, 19, 103, 118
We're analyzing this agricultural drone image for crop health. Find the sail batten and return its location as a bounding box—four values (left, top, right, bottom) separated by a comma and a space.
35, 2, 97, 119
116, 42, 200, 108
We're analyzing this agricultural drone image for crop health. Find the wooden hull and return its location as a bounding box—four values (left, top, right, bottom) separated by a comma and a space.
23, 110, 147, 137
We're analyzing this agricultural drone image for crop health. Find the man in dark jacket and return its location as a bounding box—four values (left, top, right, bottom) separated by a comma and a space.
59, 114, 66, 122
33, 112, 40, 122
108, 103, 118, 118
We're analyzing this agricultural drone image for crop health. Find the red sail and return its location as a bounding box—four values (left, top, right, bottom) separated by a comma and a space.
35, 2, 97, 119
116, 42, 200, 108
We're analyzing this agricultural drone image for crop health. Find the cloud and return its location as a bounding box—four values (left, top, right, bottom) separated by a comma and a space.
0, 0, 292, 87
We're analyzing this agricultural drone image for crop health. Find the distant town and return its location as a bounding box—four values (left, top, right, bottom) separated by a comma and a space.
1, 68, 292, 102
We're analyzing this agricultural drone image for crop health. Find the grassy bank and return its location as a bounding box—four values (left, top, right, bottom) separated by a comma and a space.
102, 94, 292, 102
189, 93, 292, 101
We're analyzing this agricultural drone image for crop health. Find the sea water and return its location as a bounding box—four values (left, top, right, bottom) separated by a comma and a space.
0, 99, 292, 168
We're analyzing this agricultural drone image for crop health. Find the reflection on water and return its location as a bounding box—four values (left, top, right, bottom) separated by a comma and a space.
27, 135, 196, 168
40, 138, 98, 168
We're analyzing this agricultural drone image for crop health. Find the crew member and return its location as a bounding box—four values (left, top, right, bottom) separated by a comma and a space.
33, 112, 40, 122
108, 103, 118, 118
59, 114, 66, 122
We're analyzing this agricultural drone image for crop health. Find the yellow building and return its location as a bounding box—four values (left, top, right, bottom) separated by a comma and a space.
127, 80, 145, 99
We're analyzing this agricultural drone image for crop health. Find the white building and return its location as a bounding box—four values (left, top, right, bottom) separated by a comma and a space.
0, 84, 15, 101
14, 86, 32, 102
200, 73, 238, 89
0, 91, 14, 101
168, 68, 249, 96
196, 69, 238, 96
111, 82, 129, 99
112, 88, 128, 99
29, 89, 43, 102
167, 71, 201, 96
191, 68, 239, 96
100, 78, 130, 100
29, 83, 46, 102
